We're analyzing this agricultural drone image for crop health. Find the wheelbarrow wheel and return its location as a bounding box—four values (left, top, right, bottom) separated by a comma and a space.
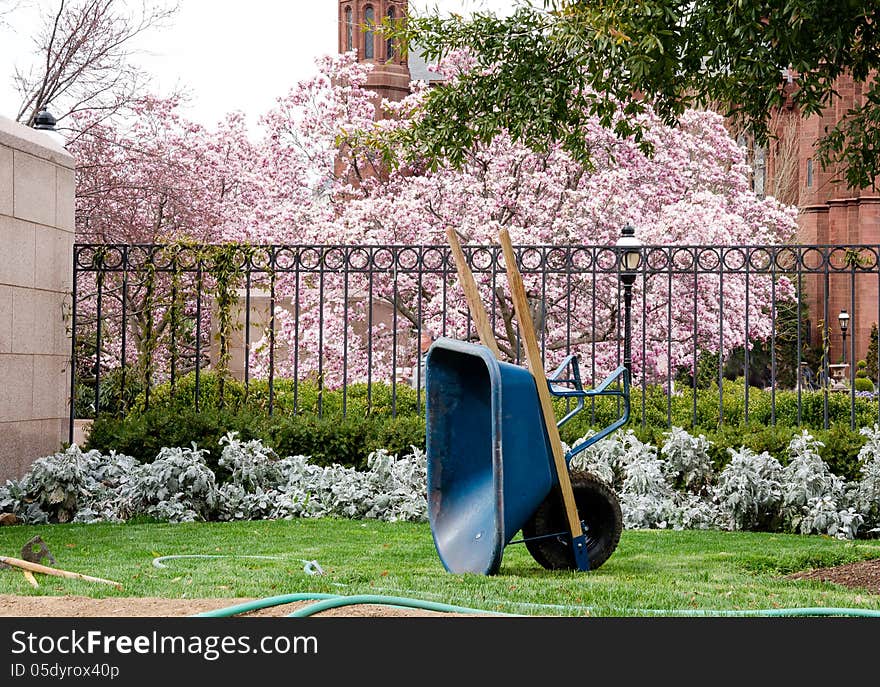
522, 471, 622, 571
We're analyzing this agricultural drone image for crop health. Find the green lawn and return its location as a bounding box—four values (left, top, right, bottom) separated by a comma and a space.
1, 520, 879, 616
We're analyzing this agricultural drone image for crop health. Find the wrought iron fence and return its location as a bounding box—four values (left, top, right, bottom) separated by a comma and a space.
69, 242, 880, 441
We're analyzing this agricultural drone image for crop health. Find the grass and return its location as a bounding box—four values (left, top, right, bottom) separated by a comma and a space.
1, 521, 880, 616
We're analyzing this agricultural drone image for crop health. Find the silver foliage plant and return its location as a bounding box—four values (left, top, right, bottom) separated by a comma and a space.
212, 431, 427, 523
0, 445, 136, 524
855, 424, 880, 531
780, 430, 859, 538
660, 426, 714, 494
122, 445, 219, 523
268, 446, 427, 522
714, 447, 784, 531
2, 425, 879, 538
570, 428, 722, 531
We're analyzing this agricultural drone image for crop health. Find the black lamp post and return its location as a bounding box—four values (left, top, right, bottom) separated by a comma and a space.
616, 225, 641, 376
32, 107, 57, 130
839, 309, 850, 365
32, 107, 65, 147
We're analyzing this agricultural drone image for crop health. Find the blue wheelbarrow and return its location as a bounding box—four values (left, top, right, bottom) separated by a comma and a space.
427, 227, 634, 575
425, 337, 629, 575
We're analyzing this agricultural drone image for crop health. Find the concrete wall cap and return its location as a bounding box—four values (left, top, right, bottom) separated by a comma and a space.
0, 115, 75, 169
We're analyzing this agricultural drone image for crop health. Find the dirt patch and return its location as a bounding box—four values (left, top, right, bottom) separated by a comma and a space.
0, 594, 474, 618
787, 558, 880, 595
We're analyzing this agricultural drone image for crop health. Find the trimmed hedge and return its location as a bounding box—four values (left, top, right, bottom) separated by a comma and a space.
116, 371, 880, 432
554, 378, 880, 436
132, 372, 421, 419
84, 407, 267, 478
81, 372, 880, 480
84, 406, 426, 476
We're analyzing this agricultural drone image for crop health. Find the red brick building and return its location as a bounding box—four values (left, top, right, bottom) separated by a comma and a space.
339, 1, 411, 103
338, 1, 442, 104
764, 73, 880, 363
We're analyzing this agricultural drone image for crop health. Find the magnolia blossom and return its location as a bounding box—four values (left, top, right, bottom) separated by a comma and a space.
71, 52, 798, 391
247, 54, 797, 386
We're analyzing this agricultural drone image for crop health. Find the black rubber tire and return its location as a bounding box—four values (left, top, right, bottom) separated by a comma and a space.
522, 471, 623, 571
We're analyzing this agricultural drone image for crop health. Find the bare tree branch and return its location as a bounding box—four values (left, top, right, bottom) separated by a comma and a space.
0, 0, 20, 29
13, 0, 178, 127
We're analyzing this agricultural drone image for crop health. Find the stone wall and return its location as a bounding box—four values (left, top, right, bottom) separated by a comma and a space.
0, 116, 75, 481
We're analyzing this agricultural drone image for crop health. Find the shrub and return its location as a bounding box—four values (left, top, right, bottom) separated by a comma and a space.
135, 372, 421, 419
0, 445, 136, 524
704, 425, 796, 472
855, 377, 874, 392
123, 445, 219, 522
569, 428, 651, 491
618, 450, 676, 530
854, 424, 880, 530
660, 426, 714, 493
74, 366, 146, 419
6, 423, 878, 537
816, 424, 865, 482
867, 324, 879, 382
714, 447, 784, 531
256, 413, 424, 472
85, 407, 267, 475
86, 405, 427, 475
373, 415, 428, 458
780, 430, 847, 534
214, 432, 283, 522
854, 360, 872, 392
217, 431, 282, 491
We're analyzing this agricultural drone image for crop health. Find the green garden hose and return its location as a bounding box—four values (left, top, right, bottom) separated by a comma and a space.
168, 553, 880, 618
193, 593, 342, 617
193, 591, 880, 618
287, 594, 513, 617
193, 592, 512, 617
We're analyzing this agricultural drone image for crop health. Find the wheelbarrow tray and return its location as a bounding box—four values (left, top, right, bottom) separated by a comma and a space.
425, 338, 557, 575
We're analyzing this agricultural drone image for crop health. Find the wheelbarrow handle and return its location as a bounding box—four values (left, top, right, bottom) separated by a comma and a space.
547, 354, 584, 389
562, 365, 632, 464
547, 355, 586, 428
548, 359, 629, 432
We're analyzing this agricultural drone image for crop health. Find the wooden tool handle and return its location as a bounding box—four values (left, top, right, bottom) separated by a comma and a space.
0, 555, 122, 589
446, 226, 503, 359
497, 228, 584, 541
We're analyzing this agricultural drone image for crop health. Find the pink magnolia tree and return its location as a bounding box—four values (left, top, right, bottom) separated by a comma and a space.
70, 51, 798, 402
245, 53, 797, 388
70, 97, 267, 395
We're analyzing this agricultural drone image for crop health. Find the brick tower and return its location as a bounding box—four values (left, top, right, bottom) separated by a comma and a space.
339, 1, 411, 104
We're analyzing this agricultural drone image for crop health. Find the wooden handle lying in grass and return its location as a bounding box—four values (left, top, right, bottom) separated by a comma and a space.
0, 556, 122, 589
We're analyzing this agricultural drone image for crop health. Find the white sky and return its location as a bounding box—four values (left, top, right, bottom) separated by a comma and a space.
0, 0, 519, 129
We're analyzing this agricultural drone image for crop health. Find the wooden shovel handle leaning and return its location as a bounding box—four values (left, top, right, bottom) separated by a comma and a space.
445, 225, 588, 567
445, 226, 503, 359
0, 555, 123, 590
496, 228, 586, 547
